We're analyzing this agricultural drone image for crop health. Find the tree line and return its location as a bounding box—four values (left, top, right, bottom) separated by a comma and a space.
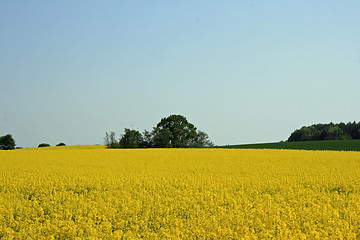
0, 133, 67, 150
104, 115, 214, 148
288, 121, 360, 142
4, 119, 358, 150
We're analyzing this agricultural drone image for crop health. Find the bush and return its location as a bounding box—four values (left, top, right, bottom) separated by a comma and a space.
56, 143, 66, 146
38, 143, 50, 147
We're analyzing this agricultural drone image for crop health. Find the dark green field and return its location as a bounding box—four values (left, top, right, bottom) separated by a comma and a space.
218, 139, 360, 151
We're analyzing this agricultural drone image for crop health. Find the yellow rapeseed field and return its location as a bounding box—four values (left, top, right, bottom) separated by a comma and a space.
0, 147, 360, 239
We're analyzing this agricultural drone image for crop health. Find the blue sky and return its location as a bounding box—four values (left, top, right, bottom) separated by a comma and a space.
1, 1, 360, 148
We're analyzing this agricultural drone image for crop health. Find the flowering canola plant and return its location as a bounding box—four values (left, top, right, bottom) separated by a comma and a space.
0, 147, 360, 239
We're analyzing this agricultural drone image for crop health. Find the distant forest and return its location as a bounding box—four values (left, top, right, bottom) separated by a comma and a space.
288, 122, 360, 142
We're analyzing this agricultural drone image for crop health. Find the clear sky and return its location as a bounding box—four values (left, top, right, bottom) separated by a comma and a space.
1, 1, 360, 148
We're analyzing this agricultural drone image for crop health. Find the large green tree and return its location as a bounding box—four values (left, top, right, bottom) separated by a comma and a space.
0, 134, 16, 150
152, 115, 200, 148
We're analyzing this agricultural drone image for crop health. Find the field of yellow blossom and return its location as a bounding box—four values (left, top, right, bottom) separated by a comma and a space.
1, 146, 360, 239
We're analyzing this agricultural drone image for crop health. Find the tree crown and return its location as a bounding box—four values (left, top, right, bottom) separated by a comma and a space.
0, 134, 16, 150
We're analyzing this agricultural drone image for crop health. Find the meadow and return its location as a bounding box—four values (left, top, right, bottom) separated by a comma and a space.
220, 139, 360, 151
1, 146, 360, 239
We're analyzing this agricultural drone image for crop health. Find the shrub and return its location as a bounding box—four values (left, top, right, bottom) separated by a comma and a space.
38, 143, 50, 147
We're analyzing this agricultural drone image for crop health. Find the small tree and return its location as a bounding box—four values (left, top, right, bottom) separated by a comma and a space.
0, 134, 16, 150
119, 129, 143, 148
104, 131, 119, 148
109, 131, 118, 148
104, 132, 110, 147
192, 131, 214, 148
